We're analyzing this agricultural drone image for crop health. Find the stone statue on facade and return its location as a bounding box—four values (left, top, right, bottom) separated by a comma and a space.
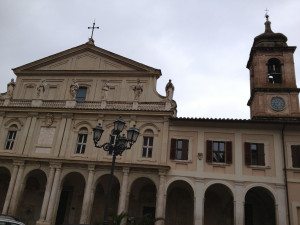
132, 79, 143, 101
165, 79, 175, 101
6, 78, 16, 99
70, 79, 79, 100
101, 80, 110, 100
36, 80, 47, 99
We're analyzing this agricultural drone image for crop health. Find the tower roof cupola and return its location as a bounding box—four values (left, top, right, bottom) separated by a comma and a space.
252, 14, 288, 48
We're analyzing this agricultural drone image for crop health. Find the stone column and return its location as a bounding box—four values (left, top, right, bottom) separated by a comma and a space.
2, 163, 18, 214
276, 185, 288, 225
234, 182, 245, 225
8, 161, 25, 215
194, 179, 205, 225
80, 165, 95, 224
118, 167, 130, 214
46, 165, 62, 224
155, 170, 167, 225
38, 165, 56, 223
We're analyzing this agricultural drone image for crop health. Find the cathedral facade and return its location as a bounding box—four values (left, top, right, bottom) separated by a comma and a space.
0, 17, 300, 225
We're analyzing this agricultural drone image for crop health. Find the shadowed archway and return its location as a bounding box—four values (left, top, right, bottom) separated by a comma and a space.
204, 183, 234, 225
90, 174, 120, 225
16, 169, 47, 225
55, 172, 86, 225
165, 180, 194, 225
245, 186, 276, 225
128, 177, 157, 224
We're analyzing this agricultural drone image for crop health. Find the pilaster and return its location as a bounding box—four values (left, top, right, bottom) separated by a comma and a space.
194, 178, 205, 225
2, 162, 18, 214
80, 164, 95, 224
155, 170, 167, 225
8, 160, 25, 215
45, 163, 62, 224
118, 167, 130, 215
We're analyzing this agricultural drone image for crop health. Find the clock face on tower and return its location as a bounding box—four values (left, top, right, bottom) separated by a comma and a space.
270, 96, 286, 111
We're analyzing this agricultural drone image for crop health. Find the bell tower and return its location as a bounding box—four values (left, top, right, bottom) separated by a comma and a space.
247, 15, 300, 119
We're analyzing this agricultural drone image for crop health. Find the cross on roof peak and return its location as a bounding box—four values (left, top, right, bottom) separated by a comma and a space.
88, 20, 100, 42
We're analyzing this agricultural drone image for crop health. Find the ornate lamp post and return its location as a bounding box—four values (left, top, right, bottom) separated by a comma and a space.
93, 117, 140, 225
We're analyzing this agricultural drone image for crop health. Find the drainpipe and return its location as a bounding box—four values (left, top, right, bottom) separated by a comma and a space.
281, 124, 291, 225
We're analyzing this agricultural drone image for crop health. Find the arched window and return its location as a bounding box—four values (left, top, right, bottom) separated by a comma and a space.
142, 129, 154, 158
76, 86, 87, 102
5, 125, 18, 150
267, 58, 282, 84
75, 128, 88, 154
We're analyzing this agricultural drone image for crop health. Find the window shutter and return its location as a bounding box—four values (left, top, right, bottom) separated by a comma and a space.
182, 139, 189, 160
257, 144, 265, 166
226, 141, 232, 164
244, 142, 251, 165
206, 140, 213, 163
291, 145, 300, 168
170, 139, 176, 160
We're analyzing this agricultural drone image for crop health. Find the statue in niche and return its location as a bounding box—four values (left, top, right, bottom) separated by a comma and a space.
132, 79, 143, 101
36, 80, 47, 99
101, 80, 110, 100
45, 113, 54, 127
165, 79, 175, 100
70, 79, 79, 100
6, 78, 16, 99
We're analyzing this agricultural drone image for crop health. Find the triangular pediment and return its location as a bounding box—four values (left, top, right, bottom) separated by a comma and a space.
13, 42, 161, 75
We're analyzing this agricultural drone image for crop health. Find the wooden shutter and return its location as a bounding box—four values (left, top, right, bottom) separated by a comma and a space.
170, 139, 176, 160
206, 140, 213, 163
257, 143, 265, 166
226, 141, 232, 164
291, 145, 300, 168
182, 139, 189, 160
244, 142, 251, 165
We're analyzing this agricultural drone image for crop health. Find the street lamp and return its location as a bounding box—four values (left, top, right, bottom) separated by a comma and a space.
93, 117, 140, 225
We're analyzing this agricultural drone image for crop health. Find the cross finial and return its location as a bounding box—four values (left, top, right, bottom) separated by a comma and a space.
265, 8, 269, 20
88, 20, 100, 40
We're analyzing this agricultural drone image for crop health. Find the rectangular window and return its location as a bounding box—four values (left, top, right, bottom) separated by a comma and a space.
291, 145, 300, 168
142, 136, 153, 158
170, 139, 189, 160
76, 87, 87, 102
5, 130, 17, 150
245, 142, 265, 166
76, 133, 87, 154
206, 140, 232, 164
212, 141, 225, 163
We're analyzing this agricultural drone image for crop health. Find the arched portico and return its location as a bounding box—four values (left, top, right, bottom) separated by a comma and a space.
165, 180, 194, 225
16, 169, 47, 225
90, 174, 120, 225
128, 177, 157, 223
55, 172, 86, 225
204, 183, 234, 225
244, 186, 276, 225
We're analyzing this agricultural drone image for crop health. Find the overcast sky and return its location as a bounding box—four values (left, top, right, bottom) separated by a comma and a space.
0, 0, 299, 119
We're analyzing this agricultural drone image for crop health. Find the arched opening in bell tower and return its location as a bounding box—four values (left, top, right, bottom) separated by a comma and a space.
267, 58, 282, 84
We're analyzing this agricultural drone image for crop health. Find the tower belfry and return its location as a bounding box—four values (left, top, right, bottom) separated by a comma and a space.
246, 15, 300, 119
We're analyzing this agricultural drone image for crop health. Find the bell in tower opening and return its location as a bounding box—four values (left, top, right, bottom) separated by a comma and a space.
267, 58, 282, 84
